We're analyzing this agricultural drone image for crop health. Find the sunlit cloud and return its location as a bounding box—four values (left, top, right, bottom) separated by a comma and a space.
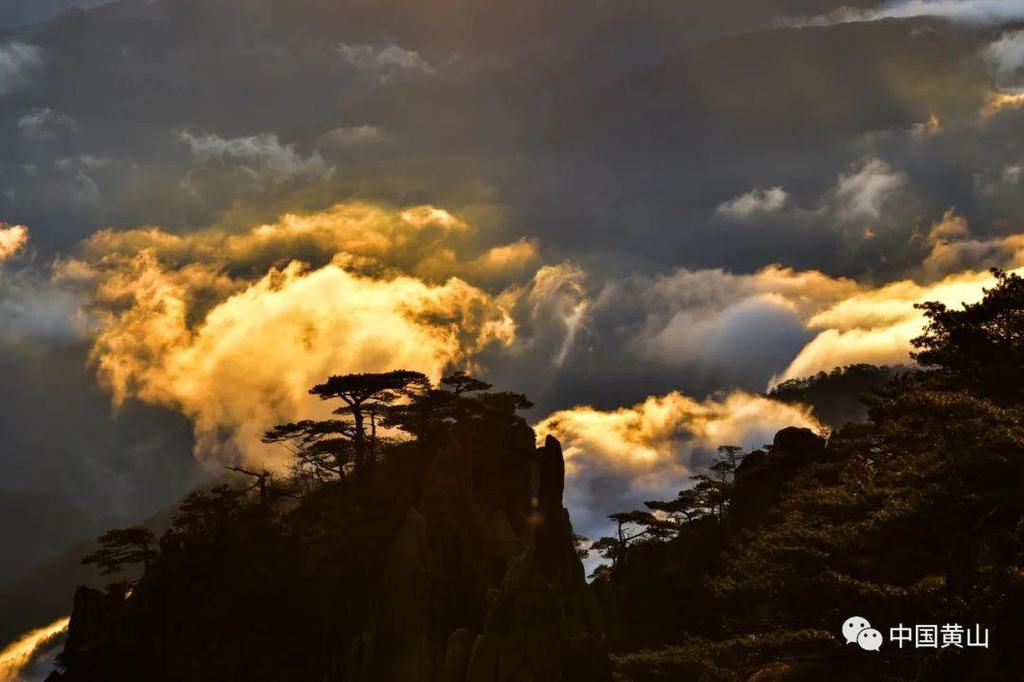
74, 202, 537, 285
594, 225, 1024, 393
0, 224, 27, 262
30, 193, 1024, 492
63, 203, 555, 468
918, 210, 1024, 277
87, 255, 514, 467
981, 90, 1024, 118
776, 267, 1009, 382
911, 113, 942, 138
536, 391, 820, 538
590, 265, 859, 388
0, 616, 68, 682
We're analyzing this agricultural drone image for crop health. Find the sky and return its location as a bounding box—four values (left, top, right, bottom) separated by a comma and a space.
2, 0, 1024, 604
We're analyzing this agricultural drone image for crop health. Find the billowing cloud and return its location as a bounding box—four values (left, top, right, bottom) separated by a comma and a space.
87, 256, 514, 468
582, 210, 1024, 390
0, 224, 28, 262
67, 199, 1024, 447
712, 158, 916, 253
75, 202, 538, 285
536, 391, 821, 539
917, 209, 1024, 277
583, 265, 859, 391
65, 203, 544, 468
833, 157, 907, 223
715, 187, 789, 221
0, 42, 42, 96
776, 266, 1014, 382
569, 225, 1024, 398
9, 0, 1024, 647
983, 29, 1024, 83
177, 130, 331, 194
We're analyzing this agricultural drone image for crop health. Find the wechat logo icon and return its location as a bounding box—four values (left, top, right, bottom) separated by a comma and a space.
843, 616, 883, 651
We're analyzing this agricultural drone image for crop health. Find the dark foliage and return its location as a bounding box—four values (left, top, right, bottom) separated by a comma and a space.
597, 274, 1024, 681
50, 272, 1024, 682
80, 528, 155, 577
768, 363, 900, 428
53, 373, 610, 682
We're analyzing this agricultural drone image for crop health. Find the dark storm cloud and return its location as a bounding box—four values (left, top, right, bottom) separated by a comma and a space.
0, 2, 115, 29
0, 42, 43, 95
5, 0, 1024, 620
0, 340, 204, 582
0, 0, 882, 254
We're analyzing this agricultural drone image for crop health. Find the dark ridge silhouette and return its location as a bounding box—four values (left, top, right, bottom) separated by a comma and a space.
767, 363, 901, 428
48, 372, 611, 682
44, 271, 1024, 681
591, 270, 1024, 681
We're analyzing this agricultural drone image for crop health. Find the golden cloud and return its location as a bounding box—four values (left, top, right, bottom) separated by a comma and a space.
0, 224, 28, 263
60, 197, 1024, 476
70, 203, 524, 468
600, 231, 1023, 390
981, 90, 1024, 118
919, 210, 1024, 279
535, 391, 821, 530
774, 212, 1024, 382
76, 202, 537, 285
0, 616, 69, 682
537, 391, 820, 480
777, 268, 1008, 382
748, 265, 861, 317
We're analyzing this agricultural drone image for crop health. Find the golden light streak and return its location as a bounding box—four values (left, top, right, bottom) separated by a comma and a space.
981, 91, 1024, 118
0, 617, 69, 682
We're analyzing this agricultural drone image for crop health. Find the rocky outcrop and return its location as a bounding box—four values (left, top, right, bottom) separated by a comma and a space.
729, 427, 827, 532
353, 430, 610, 682
52, 420, 610, 682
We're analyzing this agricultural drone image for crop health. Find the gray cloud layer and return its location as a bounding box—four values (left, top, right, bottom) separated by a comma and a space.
4, 0, 1024, 614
